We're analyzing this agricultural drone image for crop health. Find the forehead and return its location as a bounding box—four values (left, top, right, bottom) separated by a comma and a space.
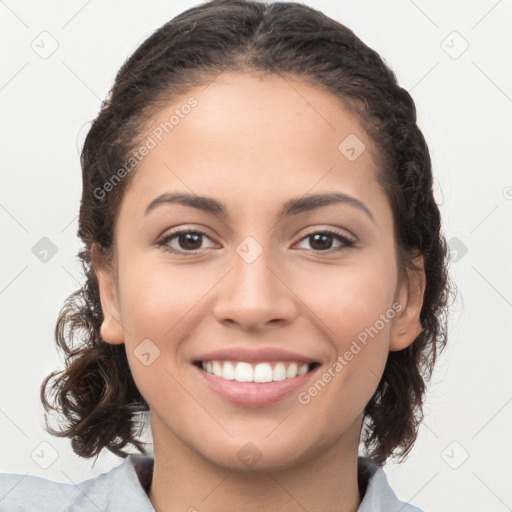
119, 72, 388, 222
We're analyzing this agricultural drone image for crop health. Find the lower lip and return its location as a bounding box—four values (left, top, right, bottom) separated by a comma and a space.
192, 363, 319, 407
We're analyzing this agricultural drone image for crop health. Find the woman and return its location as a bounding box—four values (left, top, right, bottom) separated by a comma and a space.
0, 0, 451, 510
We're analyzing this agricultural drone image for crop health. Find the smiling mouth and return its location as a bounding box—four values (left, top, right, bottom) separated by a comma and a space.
193, 360, 320, 383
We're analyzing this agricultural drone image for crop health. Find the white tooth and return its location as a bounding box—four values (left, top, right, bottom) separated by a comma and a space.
253, 362, 273, 383
212, 361, 223, 378
286, 362, 299, 378
297, 363, 308, 376
235, 362, 254, 382
272, 362, 287, 381
202, 360, 310, 381
222, 361, 235, 380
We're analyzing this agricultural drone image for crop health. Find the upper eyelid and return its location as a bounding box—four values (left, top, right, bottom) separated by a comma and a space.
159, 226, 356, 248
160, 225, 355, 239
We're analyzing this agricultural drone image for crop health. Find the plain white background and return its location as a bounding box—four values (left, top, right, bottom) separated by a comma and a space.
1, 1, 511, 511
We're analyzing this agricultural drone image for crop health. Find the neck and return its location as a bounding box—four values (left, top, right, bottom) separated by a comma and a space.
147, 414, 363, 512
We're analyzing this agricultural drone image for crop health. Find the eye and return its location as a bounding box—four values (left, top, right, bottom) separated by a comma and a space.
157, 229, 216, 254
294, 229, 356, 253
156, 227, 356, 255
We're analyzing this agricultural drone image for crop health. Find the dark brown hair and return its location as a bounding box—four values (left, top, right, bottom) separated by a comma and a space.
40, 0, 453, 465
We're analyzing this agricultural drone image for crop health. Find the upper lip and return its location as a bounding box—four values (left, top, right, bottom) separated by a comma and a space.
194, 347, 318, 364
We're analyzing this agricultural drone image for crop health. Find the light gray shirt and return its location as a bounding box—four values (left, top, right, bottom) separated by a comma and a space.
0, 455, 425, 511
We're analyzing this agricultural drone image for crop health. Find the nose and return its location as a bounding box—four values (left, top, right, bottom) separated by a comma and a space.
212, 245, 298, 332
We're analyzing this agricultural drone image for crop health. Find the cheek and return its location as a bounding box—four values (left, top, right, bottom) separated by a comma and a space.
115, 256, 226, 401
292, 257, 396, 407
297, 256, 397, 344
117, 256, 206, 341
117, 257, 207, 410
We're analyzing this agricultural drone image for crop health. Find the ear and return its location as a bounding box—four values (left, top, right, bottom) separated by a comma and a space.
91, 243, 124, 345
389, 254, 426, 351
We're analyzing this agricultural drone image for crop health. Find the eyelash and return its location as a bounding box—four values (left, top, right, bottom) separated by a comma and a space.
156, 228, 356, 255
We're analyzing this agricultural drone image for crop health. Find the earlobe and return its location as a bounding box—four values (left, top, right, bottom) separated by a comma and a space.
389, 255, 426, 352
91, 243, 125, 345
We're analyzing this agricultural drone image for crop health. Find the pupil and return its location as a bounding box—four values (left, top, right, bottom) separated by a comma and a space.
311, 233, 331, 251
180, 232, 202, 250
177, 233, 335, 251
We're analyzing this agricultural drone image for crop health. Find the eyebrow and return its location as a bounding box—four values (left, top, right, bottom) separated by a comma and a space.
144, 191, 375, 222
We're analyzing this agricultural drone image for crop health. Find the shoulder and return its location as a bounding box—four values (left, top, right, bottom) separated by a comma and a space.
0, 472, 76, 511
357, 457, 426, 512
0, 455, 155, 512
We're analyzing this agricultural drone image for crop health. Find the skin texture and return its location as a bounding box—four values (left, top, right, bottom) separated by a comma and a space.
92, 73, 425, 512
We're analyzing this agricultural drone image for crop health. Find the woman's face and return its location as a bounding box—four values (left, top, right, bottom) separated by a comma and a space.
94, 72, 424, 471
